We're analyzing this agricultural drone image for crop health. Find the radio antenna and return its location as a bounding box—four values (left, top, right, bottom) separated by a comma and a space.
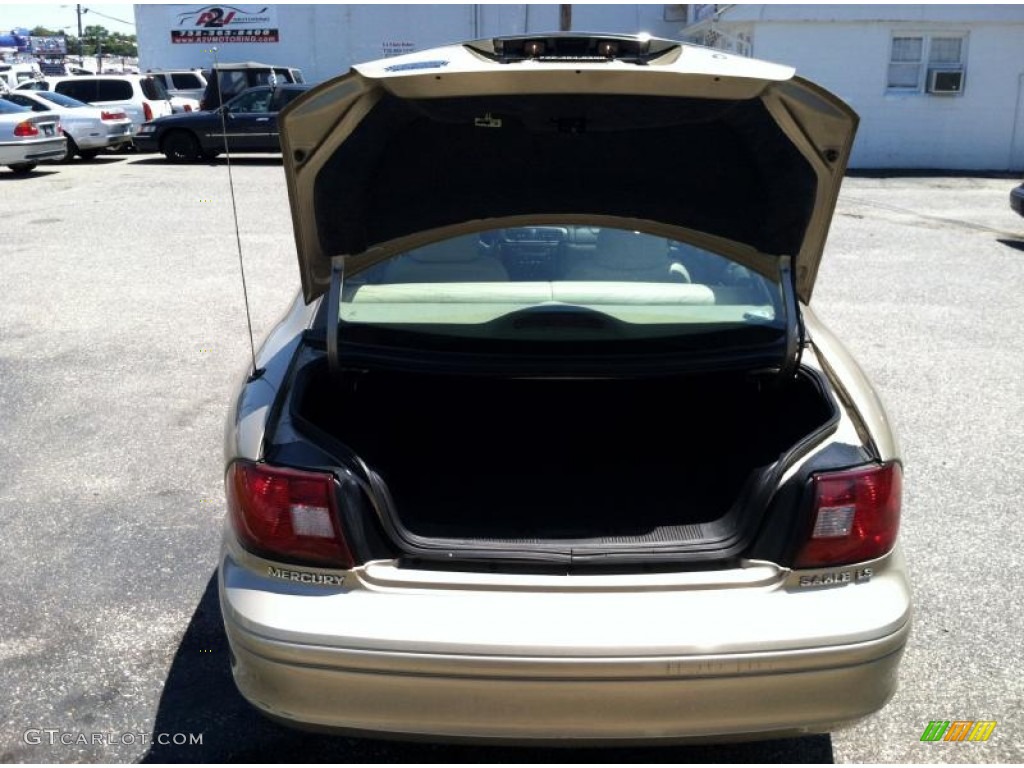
212, 46, 261, 379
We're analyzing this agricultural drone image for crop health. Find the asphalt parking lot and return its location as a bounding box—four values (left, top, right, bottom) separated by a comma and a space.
1, 155, 1022, 763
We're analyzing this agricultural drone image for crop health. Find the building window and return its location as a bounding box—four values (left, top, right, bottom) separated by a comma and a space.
887, 33, 966, 93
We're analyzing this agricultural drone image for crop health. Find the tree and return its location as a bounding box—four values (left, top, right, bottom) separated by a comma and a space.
30, 25, 61, 36
81, 24, 137, 58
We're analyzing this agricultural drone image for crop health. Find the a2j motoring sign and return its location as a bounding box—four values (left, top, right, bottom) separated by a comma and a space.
171, 5, 279, 44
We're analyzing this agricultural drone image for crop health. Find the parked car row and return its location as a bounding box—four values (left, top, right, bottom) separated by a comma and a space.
15, 74, 174, 134
2, 90, 132, 160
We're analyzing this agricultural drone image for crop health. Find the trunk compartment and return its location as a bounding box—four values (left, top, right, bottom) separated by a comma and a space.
293, 360, 836, 559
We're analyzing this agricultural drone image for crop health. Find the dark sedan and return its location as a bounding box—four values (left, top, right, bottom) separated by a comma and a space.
134, 84, 310, 161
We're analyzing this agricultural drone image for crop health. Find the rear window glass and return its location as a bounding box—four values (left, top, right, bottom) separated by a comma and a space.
54, 80, 97, 101
0, 99, 30, 114
218, 70, 249, 96
171, 72, 202, 89
140, 76, 168, 100
2, 94, 48, 112
96, 80, 133, 101
35, 91, 88, 108
252, 71, 279, 86
340, 226, 783, 341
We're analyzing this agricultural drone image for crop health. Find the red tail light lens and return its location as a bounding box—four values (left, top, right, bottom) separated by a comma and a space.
184, 104, 192, 113
143, 102, 153, 121
794, 462, 902, 568
101, 110, 127, 121
14, 120, 39, 137
226, 461, 355, 568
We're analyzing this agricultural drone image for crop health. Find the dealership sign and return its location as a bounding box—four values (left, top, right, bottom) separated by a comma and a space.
171, 5, 279, 44
29, 36, 68, 55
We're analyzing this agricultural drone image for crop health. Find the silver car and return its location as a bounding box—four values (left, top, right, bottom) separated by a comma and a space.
1, 90, 133, 159
220, 34, 911, 743
0, 99, 66, 173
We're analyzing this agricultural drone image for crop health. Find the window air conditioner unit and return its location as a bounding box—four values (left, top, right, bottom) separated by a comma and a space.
927, 69, 964, 94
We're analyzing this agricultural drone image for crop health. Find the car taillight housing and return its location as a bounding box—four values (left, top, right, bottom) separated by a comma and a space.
14, 120, 39, 137
143, 102, 153, 121
183, 104, 192, 113
101, 110, 126, 121
226, 460, 355, 568
794, 462, 902, 568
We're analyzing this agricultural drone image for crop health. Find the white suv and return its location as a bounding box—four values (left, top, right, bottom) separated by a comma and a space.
15, 75, 172, 135
145, 70, 207, 102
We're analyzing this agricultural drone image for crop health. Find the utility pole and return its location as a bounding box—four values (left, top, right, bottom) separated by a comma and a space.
76, 4, 84, 65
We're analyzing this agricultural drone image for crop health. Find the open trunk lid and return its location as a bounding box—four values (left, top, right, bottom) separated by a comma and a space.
279, 34, 858, 306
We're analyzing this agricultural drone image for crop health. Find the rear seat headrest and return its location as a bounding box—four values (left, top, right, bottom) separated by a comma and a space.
408, 235, 482, 263
593, 229, 670, 269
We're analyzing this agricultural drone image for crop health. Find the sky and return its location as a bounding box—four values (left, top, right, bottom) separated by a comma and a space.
0, 3, 137, 35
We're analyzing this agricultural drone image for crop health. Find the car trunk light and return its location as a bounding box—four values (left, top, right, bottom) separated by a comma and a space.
226, 460, 355, 568
811, 505, 855, 538
183, 104, 193, 113
143, 102, 153, 121
14, 120, 39, 137
794, 462, 902, 568
290, 504, 335, 538
101, 110, 126, 121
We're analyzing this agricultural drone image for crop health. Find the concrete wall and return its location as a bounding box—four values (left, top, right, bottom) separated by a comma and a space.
746, 21, 1024, 170
135, 4, 684, 85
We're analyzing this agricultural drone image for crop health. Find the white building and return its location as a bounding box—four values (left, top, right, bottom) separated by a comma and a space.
682, 4, 1024, 170
133, 4, 687, 84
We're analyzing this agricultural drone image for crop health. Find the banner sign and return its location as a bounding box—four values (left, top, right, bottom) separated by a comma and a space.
29, 36, 68, 55
171, 5, 279, 44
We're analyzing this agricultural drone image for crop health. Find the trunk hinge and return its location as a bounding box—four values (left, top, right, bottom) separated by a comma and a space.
778, 255, 804, 381
326, 255, 345, 384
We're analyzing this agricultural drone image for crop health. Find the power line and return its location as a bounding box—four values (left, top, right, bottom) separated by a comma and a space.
80, 8, 135, 27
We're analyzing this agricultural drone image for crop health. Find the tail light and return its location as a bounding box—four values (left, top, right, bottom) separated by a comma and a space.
183, 104, 192, 113
101, 110, 126, 121
794, 462, 902, 568
14, 120, 39, 137
227, 460, 354, 568
143, 102, 153, 121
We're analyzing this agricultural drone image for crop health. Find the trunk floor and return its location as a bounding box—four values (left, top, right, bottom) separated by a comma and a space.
335, 376, 787, 543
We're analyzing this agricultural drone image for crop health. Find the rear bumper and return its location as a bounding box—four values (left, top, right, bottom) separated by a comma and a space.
0, 137, 67, 164
103, 123, 134, 148
228, 625, 907, 743
220, 546, 911, 743
74, 128, 133, 151
133, 134, 159, 153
